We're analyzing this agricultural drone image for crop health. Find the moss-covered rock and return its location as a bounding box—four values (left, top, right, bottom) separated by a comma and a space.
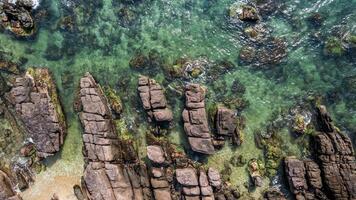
324, 37, 346, 56
103, 86, 123, 118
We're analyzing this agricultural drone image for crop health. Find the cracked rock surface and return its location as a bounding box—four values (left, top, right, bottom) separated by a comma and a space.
182, 84, 214, 155
6, 68, 66, 158
138, 76, 173, 125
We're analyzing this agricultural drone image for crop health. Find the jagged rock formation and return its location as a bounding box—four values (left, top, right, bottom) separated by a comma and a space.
182, 84, 214, 155
77, 72, 152, 200
314, 105, 356, 200
0, 169, 22, 200
284, 157, 327, 200
6, 68, 66, 158
138, 76, 173, 125
0, 0, 35, 37
284, 105, 356, 200
215, 106, 242, 146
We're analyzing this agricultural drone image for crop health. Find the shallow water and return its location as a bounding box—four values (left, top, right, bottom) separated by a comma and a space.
0, 0, 356, 199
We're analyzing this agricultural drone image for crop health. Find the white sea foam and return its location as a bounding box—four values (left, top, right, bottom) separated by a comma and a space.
7, 0, 41, 9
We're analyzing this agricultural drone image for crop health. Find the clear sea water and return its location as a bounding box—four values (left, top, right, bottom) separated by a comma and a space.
1, 0, 356, 199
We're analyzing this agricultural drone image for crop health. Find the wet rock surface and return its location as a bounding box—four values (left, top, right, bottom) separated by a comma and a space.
138, 76, 173, 126
146, 134, 237, 200
6, 68, 66, 158
284, 105, 356, 200
215, 106, 242, 146
0, 0, 35, 37
182, 84, 214, 155
77, 72, 152, 200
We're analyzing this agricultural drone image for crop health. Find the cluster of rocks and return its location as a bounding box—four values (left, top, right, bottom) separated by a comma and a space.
6, 68, 66, 158
0, 0, 36, 37
138, 76, 173, 125
77, 72, 152, 199
182, 84, 215, 155
284, 105, 356, 200
0, 169, 22, 200
214, 106, 242, 146
239, 37, 287, 67
227, 1, 287, 68
146, 135, 240, 200
76, 73, 239, 200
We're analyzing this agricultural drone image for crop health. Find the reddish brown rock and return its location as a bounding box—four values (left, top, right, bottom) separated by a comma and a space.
0, 169, 22, 200
284, 157, 308, 199
147, 145, 166, 164
6, 68, 66, 158
284, 106, 356, 200
314, 106, 356, 200
183, 84, 214, 155
215, 106, 242, 146
138, 76, 173, 124
77, 73, 152, 200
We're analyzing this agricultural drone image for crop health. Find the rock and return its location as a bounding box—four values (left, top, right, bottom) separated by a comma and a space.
239, 46, 256, 64
208, 168, 222, 189
0, 1, 35, 37
138, 76, 173, 125
215, 106, 237, 136
6, 68, 66, 158
284, 157, 308, 198
314, 131, 356, 199
77, 72, 152, 200
228, 2, 260, 23
264, 188, 286, 200
324, 37, 346, 57
316, 105, 334, 133
247, 159, 263, 187
176, 168, 199, 186
254, 0, 277, 17
307, 13, 324, 28
215, 106, 242, 146
147, 145, 165, 164
239, 5, 260, 22
0, 169, 22, 200
73, 185, 85, 200
182, 84, 215, 155
103, 86, 123, 118
283, 106, 356, 200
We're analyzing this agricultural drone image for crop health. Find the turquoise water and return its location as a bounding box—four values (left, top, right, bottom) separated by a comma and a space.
1, 0, 356, 199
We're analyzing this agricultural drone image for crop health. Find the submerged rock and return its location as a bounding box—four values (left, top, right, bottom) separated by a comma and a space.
182, 84, 215, 155
228, 2, 260, 23
239, 37, 287, 67
324, 37, 346, 57
6, 68, 66, 158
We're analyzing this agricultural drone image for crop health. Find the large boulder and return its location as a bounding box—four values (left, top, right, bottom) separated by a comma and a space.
6, 68, 66, 158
